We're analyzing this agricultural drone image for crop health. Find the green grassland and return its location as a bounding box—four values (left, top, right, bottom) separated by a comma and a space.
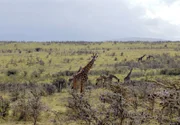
0, 41, 180, 83
1, 41, 180, 125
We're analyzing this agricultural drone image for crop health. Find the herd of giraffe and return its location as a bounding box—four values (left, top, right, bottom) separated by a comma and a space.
137, 54, 154, 62
71, 53, 154, 93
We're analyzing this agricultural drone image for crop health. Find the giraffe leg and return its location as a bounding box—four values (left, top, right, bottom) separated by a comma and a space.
103, 80, 105, 88
80, 82, 82, 93
95, 79, 98, 86
110, 80, 112, 84
102, 79, 104, 87
73, 79, 77, 91
80, 80, 86, 93
102, 80, 104, 87
80, 81, 84, 93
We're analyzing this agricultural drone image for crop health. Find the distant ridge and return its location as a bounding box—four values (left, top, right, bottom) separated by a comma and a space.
113, 37, 168, 42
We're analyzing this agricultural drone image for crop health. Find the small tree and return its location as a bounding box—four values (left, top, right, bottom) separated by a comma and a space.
28, 90, 44, 125
67, 92, 97, 124
0, 97, 10, 118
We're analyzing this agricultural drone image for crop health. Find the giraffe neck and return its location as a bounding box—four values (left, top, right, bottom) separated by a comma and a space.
109, 74, 119, 81
102, 76, 107, 79
127, 69, 132, 77
112, 75, 119, 81
83, 59, 95, 73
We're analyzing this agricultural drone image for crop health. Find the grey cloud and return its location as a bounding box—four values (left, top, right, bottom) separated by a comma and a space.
162, 0, 178, 5
144, 17, 180, 40
0, 0, 179, 41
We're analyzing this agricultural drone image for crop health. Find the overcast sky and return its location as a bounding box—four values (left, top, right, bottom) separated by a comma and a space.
0, 0, 180, 41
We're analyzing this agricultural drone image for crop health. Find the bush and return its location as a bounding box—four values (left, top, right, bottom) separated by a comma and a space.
52, 78, 66, 92
160, 69, 180, 75
28, 91, 44, 125
11, 89, 44, 125
6, 69, 18, 76
67, 92, 98, 124
31, 71, 40, 78
11, 97, 30, 121
43, 84, 56, 95
52, 71, 74, 77
0, 97, 10, 118
35, 48, 42, 52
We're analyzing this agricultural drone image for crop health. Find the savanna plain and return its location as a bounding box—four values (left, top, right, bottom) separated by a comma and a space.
1, 41, 180, 125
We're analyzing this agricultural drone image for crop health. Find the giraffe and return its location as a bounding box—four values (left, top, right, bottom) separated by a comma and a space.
124, 68, 133, 83
146, 55, 154, 60
106, 74, 120, 84
72, 53, 98, 93
137, 54, 146, 62
96, 75, 107, 87
96, 74, 119, 87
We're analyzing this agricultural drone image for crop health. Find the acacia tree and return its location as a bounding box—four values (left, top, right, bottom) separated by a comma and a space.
28, 89, 44, 125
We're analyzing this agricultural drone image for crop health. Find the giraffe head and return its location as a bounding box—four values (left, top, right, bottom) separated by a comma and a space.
91, 53, 98, 61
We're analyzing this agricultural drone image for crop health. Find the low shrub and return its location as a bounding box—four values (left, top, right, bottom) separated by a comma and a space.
160, 69, 180, 75
6, 69, 18, 76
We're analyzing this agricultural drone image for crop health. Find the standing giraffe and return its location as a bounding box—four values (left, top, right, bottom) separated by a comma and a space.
124, 68, 133, 83
72, 53, 98, 93
137, 54, 146, 62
